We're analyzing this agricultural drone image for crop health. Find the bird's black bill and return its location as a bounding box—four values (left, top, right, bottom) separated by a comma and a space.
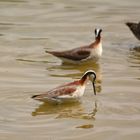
92, 82, 96, 95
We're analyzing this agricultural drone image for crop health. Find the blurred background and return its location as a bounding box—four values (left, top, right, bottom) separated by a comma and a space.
0, 0, 140, 140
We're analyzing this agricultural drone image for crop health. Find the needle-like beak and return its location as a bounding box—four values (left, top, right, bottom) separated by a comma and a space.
92, 82, 96, 95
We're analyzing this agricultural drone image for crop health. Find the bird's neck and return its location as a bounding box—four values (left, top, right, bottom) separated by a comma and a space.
90, 36, 102, 48
95, 36, 101, 44
79, 75, 89, 86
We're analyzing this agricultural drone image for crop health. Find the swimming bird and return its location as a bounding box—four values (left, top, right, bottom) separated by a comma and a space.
46, 28, 102, 64
126, 22, 140, 40
32, 70, 96, 102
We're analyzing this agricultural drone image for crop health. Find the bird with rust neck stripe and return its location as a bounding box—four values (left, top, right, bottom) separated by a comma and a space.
46, 28, 102, 64
126, 22, 140, 40
32, 70, 96, 102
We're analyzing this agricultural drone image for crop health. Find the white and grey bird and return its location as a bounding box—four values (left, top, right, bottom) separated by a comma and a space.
46, 28, 103, 64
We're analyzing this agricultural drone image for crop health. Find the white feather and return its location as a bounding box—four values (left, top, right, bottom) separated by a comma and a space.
90, 43, 102, 59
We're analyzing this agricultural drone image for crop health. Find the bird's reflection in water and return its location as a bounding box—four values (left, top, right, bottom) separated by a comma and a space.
32, 100, 98, 120
130, 45, 140, 53
129, 45, 140, 66
47, 61, 102, 93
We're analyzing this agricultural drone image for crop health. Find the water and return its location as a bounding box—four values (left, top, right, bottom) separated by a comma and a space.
0, 0, 140, 139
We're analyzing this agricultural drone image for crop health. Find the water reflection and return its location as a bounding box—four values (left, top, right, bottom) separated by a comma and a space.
32, 101, 98, 120
130, 45, 140, 53
16, 58, 49, 63
128, 45, 140, 67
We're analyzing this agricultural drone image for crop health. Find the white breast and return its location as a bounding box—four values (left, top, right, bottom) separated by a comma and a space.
90, 43, 102, 59
72, 85, 86, 98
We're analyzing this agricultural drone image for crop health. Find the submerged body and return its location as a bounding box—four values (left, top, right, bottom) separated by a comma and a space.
32, 70, 96, 102
46, 29, 102, 64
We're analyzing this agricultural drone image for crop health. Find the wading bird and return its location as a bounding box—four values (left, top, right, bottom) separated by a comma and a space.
46, 28, 102, 64
32, 70, 97, 102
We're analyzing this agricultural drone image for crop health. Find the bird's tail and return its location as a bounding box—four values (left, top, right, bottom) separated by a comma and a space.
45, 50, 63, 58
45, 50, 53, 54
31, 95, 38, 99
